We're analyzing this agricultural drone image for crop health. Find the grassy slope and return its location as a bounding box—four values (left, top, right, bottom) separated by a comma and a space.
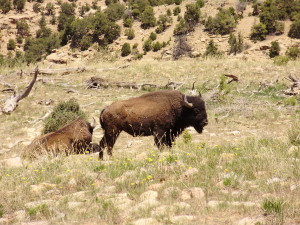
0, 58, 300, 224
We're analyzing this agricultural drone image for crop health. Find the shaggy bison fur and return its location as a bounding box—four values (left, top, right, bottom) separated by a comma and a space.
99, 90, 208, 158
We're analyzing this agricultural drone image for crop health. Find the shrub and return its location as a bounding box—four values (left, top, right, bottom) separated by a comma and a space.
45, 2, 55, 15
228, 33, 243, 55
16, 20, 29, 37
33, 2, 41, 13
7, 39, 16, 50
196, 0, 204, 8
133, 43, 138, 49
105, 3, 125, 22
172, 35, 192, 59
43, 98, 86, 134
58, 2, 76, 31
183, 130, 192, 143
105, 0, 118, 6
174, 0, 182, 5
155, 14, 172, 33
92, 0, 99, 9
286, 46, 300, 60
0, 0, 11, 14
143, 38, 152, 52
13, 0, 25, 12
184, 3, 201, 31
152, 41, 162, 52
273, 55, 289, 66
79, 35, 93, 51
259, 0, 278, 33
288, 19, 300, 39
275, 21, 284, 35
288, 122, 300, 145
149, 32, 157, 41
269, 41, 280, 58
173, 18, 188, 35
121, 43, 131, 57
125, 28, 135, 40
250, 23, 268, 41
16, 35, 23, 44
141, 5, 156, 29
173, 6, 181, 16
204, 40, 222, 57
79, 4, 90, 17
123, 17, 133, 27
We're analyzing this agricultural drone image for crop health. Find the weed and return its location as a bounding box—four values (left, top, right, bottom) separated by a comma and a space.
262, 199, 284, 215
182, 130, 192, 144
0, 204, 4, 218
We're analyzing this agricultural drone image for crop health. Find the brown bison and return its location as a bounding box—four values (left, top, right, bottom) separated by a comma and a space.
99, 90, 208, 158
24, 118, 99, 158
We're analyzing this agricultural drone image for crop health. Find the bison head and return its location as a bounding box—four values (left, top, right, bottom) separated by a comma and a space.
183, 95, 208, 133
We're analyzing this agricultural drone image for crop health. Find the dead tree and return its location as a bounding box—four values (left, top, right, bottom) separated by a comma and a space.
2, 67, 38, 114
172, 35, 192, 60
224, 74, 239, 84
285, 75, 300, 95
86, 77, 110, 89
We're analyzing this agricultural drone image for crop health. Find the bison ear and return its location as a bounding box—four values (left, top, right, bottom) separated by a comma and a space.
183, 95, 193, 108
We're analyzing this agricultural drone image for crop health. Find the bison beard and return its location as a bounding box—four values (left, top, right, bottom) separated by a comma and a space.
99, 90, 208, 159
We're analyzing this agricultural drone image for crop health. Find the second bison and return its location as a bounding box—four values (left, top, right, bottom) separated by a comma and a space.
99, 90, 208, 158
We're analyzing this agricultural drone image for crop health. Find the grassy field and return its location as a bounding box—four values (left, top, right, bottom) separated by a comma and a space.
0, 57, 300, 224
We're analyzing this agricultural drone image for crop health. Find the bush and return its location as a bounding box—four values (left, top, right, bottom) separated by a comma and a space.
173, 18, 188, 35
16, 35, 23, 44
205, 7, 238, 35
123, 17, 133, 27
7, 39, 16, 50
174, 0, 182, 5
250, 23, 268, 41
155, 14, 172, 34
288, 122, 300, 145
105, 0, 118, 6
173, 6, 181, 16
259, 0, 278, 33
275, 21, 284, 35
228, 33, 243, 55
45, 2, 55, 15
125, 28, 135, 40
141, 5, 156, 29
105, 3, 125, 22
43, 98, 86, 134
269, 41, 280, 58
149, 32, 157, 41
204, 40, 222, 57
0, 0, 11, 14
58, 2, 76, 31
152, 41, 162, 52
143, 38, 152, 52
13, 0, 25, 12
196, 0, 204, 8
288, 19, 300, 39
286, 46, 300, 60
184, 3, 201, 31
16, 20, 30, 37
273, 55, 289, 66
121, 43, 131, 57
33, 2, 41, 13
79, 3, 90, 17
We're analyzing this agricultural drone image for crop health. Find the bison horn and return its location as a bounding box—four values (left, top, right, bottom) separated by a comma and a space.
91, 117, 96, 129
183, 95, 193, 108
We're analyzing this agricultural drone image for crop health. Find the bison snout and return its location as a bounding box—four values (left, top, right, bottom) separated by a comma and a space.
203, 119, 208, 127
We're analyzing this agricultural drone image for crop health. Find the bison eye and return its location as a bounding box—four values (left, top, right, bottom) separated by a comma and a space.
194, 108, 200, 114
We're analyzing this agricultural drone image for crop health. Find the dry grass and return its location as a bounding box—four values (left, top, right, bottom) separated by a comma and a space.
0, 57, 300, 224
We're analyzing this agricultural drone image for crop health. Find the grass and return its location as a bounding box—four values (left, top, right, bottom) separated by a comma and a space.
1, 58, 300, 224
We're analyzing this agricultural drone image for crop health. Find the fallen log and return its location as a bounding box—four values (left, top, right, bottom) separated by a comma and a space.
2, 67, 38, 114
96, 65, 129, 72
284, 75, 300, 95
33, 67, 86, 75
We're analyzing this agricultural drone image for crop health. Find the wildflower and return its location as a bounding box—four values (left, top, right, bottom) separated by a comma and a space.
224, 168, 229, 173
21, 177, 26, 180
34, 170, 39, 172
187, 153, 191, 156
91, 183, 96, 186
28, 165, 32, 168
6, 174, 10, 176
66, 169, 70, 172
86, 150, 90, 154
89, 157, 93, 160
147, 158, 153, 162
188, 166, 192, 169
147, 175, 153, 180
181, 165, 185, 168
130, 182, 135, 186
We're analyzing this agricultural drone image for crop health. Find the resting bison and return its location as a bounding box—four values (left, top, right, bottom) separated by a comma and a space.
23, 118, 99, 158
99, 90, 208, 158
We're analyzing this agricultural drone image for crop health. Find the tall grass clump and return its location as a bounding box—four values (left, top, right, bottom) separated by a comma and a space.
288, 122, 300, 146
43, 98, 86, 134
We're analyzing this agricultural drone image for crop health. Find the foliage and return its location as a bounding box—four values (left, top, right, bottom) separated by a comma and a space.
58, 2, 76, 31
7, 39, 16, 50
274, 21, 284, 35
143, 38, 152, 52
273, 55, 289, 66
269, 41, 280, 58
173, 18, 188, 35
16, 19, 30, 37
105, 3, 125, 22
184, 3, 201, 32
285, 46, 300, 60
149, 32, 156, 41
204, 40, 222, 57
173, 6, 181, 16
32, 2, 41, 13
152, 41, 162, 52
288, 19, 300, 39
288, 122, 300, 145
79, 3, 90, 17
250, 23, 268, 41
13, 0, 25, 12
43, 98, 86, 134
0, 0, 11, 14
182, 130, 192, 144
205, 7, 238, 35
262, 199, 284, 215
172, 35, 191, 59
36, 15, 52, 38
196, 0, 204, 8
123, 17, 133, 27
125, 28, 135, 40
140, 5, 156, 29
155, 14, 172, 34
259, 0, 278, 33
174, 0, 182, 5
45, 2, 55, 15
105, 0, 118, 6
121, 43, 131, 57
228, 33, 243, 55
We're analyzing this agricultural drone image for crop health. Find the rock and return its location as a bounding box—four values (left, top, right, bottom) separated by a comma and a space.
110, 193, 133, 211
170, 215, 195, 224
173, 202, 191, 210
70, 191, 88, 200
102, 185, 116, 193
162, 187, 181, 198
114, 171, 135, 183
140, 191, 158, 201
133, 199, 160, 212
12, 210, 26, 222
191, 51, 201, 58
68, 178, 77, 187
288, 146, 299, 155
30, 183, 56, 195
227, 131, 240, 136
180, 187, 205, 200
236, 216, 265, 225
151, 205, 175, 217
148, 183, 164, 191
25, 200, 54, 209
180, 168, 199, 179
0, 157, 23, 168
0, 218, 9, 225
266, 177, 283, 185
132, 218, 160, 225
68, 201, 84, 210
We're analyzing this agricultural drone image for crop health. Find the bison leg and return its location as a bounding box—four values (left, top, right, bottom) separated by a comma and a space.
99, 130, 120, 159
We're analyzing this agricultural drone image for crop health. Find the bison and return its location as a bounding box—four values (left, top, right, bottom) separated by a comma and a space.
23, 118, 99, 158
99, 90, 208, 158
